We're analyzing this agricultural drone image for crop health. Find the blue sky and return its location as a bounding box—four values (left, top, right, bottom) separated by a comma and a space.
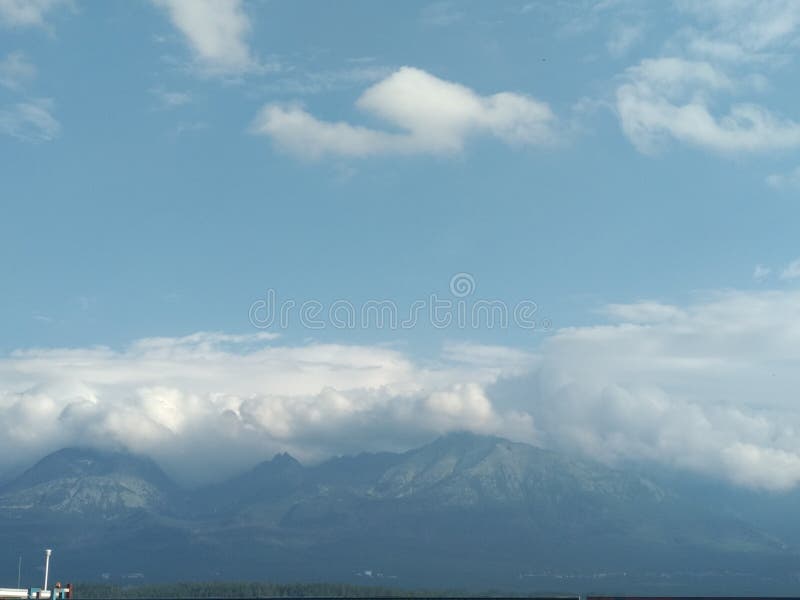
3, 0, 800, 488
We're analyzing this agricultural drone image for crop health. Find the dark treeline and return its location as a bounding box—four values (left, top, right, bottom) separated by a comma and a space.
73, 581, 501, 599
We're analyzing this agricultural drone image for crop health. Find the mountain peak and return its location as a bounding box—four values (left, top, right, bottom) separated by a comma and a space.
198, 450, 307, 511
0, 437, 786, 589
0, 446, 175, 516
270, 451, 301, 467
5, 447, 172, 488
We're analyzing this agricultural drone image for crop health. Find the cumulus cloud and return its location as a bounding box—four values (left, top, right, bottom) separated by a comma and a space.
616, 57, 800, 154
252, 67, 557, 159
0, 0, 67, 28
0, 333, 537, 485
0, 98, 60, 142
152, 0, 256, 76
514, 289, 800, 491
11, 289, 800, 491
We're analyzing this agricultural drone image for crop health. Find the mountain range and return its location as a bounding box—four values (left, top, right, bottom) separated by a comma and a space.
1, 432, 798, 594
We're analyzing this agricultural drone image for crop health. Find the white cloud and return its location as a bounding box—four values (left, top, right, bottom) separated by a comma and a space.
11, 289, 800, 490
519, 289, 800, 491
0, 0, 67, 28
0, 332, 537, 485
0, 99, 60, 142
767, 165, 800, 190
616, 57, 800, 154
152, 0, 256, 76
780, 258, 800, 280
0, 52, 36, 90
252, 67, 557, 159
612, 2, 800, 155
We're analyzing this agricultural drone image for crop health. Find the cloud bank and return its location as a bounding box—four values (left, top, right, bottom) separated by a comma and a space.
253, 67, 557, 159
8, 289, 800, 491
525, 290, 800, 491
0, 333, 535, 485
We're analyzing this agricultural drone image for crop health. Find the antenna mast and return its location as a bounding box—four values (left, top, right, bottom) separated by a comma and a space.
43, 550, 51, 592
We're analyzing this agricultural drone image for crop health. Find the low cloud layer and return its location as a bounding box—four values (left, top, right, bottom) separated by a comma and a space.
252, 67, 557, 159
6, 289, 800, 491
524, 290, 800, 491
0, 334, 535, 485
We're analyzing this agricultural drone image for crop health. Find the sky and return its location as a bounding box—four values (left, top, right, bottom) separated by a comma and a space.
2, 0, 800, 489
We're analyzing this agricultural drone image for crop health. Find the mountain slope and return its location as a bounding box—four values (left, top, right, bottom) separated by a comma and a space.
276, 433, 785, 572
0, 447, 176, 516
0, 434, 796, 592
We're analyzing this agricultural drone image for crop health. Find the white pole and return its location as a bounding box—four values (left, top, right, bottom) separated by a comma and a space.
43, 549, 51, 591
